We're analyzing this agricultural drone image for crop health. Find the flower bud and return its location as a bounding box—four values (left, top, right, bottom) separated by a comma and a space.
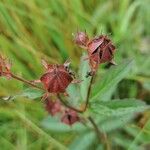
74, 31, 89, 48
61, 109, 79, 125
40, 63, 73, 93
87, 35, 116, 72
45, 98, 61, 116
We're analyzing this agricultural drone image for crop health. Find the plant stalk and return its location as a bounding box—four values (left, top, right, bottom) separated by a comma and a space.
57, 75, 94, 113
88, 116, 110, 150
10, 73, 44, 91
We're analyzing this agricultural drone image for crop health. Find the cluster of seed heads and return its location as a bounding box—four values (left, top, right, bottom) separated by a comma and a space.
0, 30, 116, 125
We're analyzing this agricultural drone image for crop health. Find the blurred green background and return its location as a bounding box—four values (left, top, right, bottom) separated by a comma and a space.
0, 0, 149, 150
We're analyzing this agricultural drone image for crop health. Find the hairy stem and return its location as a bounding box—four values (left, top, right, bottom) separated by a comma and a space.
3, 70, 109, 149
83, 75, 94, 111
88, 116, 110, 150
57, 75, 94, 113
57, 94, 84, 113
5, 70, 94, 114
10, 73, 44, 91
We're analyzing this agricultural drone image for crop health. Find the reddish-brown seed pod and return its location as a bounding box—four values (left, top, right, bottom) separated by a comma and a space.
87, 35, 105, 54
61, 109, 79, 125
87, 35, 116, 71
73, 31, 116, 73
0, 55, 12, 78
40, 62, 73, 93
74, 31, 89, 48
45, 98, 61, 116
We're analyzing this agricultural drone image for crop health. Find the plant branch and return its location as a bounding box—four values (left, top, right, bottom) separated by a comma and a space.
57, 75, 94, 113
88, 116, 110, 150
3, 70, 94, 114
10, 73, 44, 91
57, 94, 84, 113
83, 75, 94, 111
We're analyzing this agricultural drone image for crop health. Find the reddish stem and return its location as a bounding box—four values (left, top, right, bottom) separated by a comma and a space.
2, 71, 105, 148
2, 70, 94, 114
83, 75, 94, 111
57, 75, 94, 113
9, 73, 44, 91
57, 94, 83, 113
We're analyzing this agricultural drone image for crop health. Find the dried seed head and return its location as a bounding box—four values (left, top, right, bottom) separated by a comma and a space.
74, 31, 89, 48
0, 55, 12, 78
40, 62, 73, 93
45, 98, 61, 116
61, 109, 79, 125
87, 35, 105, 54
87, 35, 116, 72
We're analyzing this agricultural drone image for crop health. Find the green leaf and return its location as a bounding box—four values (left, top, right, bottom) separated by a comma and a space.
90, 99, 148, 132
66, 84, 80, 106
11, 88, 44, 100
91, 60, 134, 101
41, 116, 86, 133
100, 114, 134, 132
90, 99, 149, 118
79, 53, 91, 100
69, 132, 96, 150
92, 99, 147, 109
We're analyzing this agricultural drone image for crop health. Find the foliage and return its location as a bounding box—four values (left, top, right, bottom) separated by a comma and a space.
0, 0, 149, 150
